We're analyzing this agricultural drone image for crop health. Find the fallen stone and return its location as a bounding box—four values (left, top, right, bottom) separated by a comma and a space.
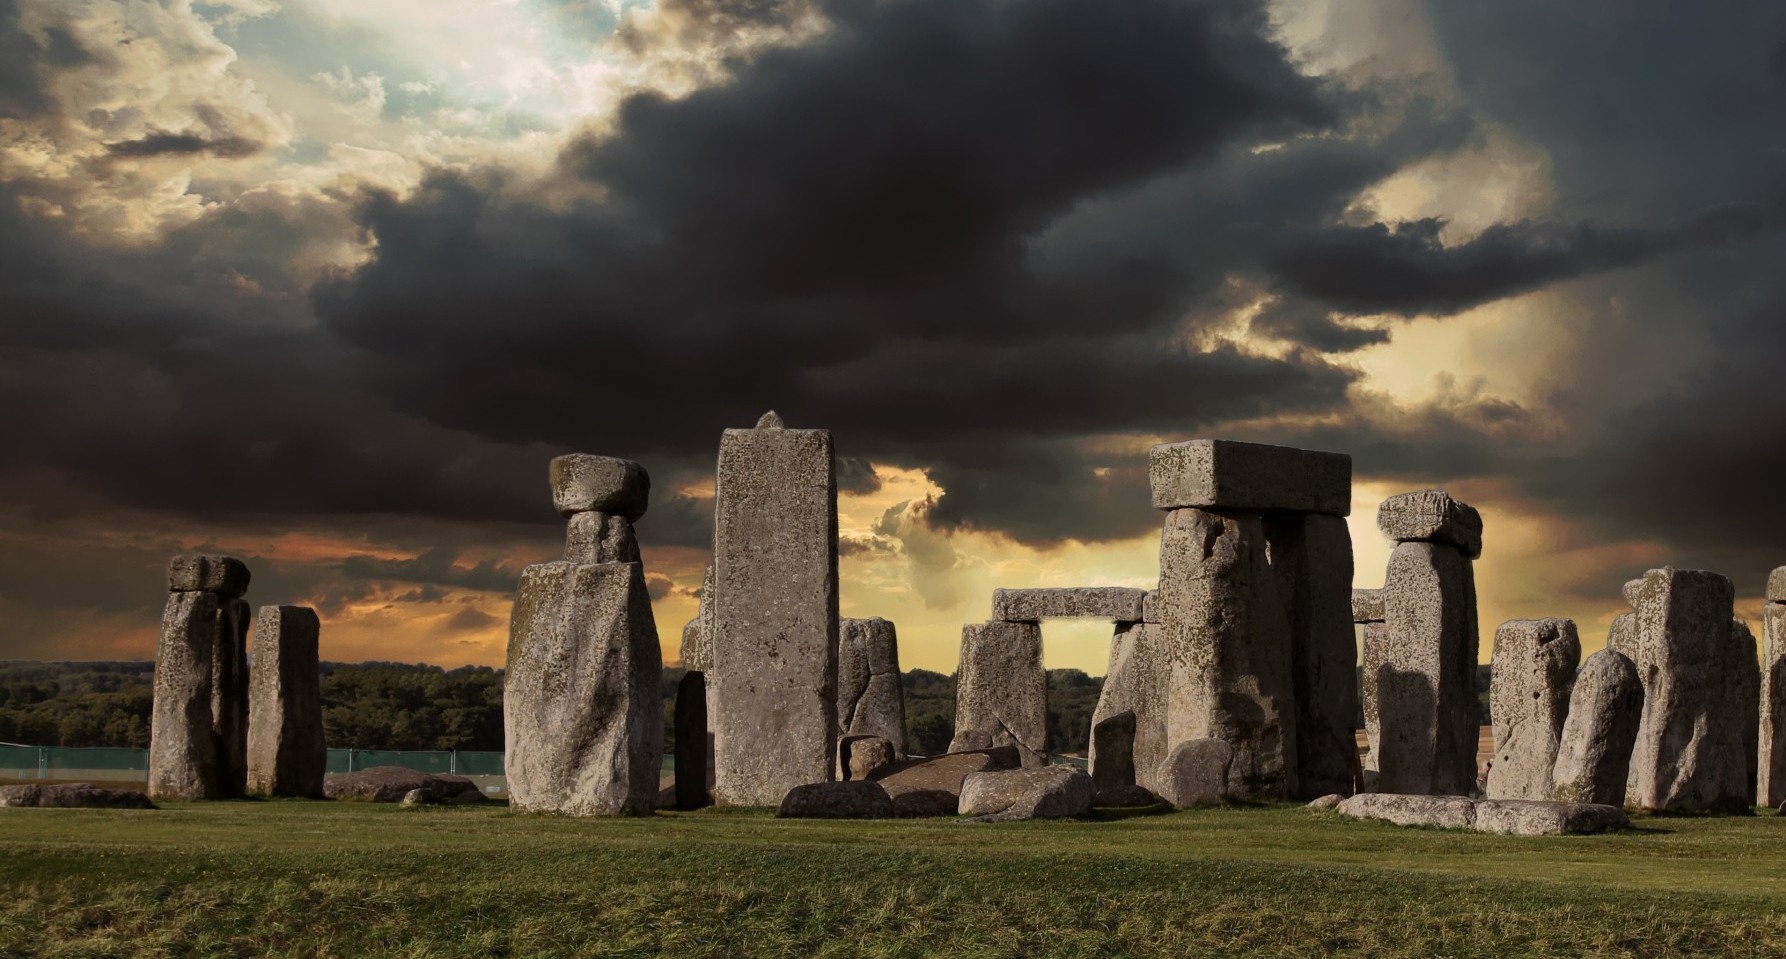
1091, 711, 1138, 797
564, 512, 640, 564
1090, 622, 1168, 794
1551, 649, 1643, 806
1351, 588, 1385, 624
838, 618, 905, 757
991, 587, 1148, 623
325, 767, 484, 803
1148, 439, 1351, 515
1374, 539, 1480, 797
1306, 793, 1344, 811
148, 590, 220, 801
212, 596, 251, 798
950, 621, 1046, 766
673, 671, 711, 809
1375, 490, 1483, 559
1335, 793, 1477, 830
246, 605, 326, 799
549, 454, 650, 520
959, 766, 1094, 820
778, 781, 893, 819
1762, 603, 1786, 807
1472, 800, 1629, 836
1487, 618, 1580, 800
1771, 567, 1786, 603
0, 784, 156, 809
869, 748, 1020, 817
1266, 511, 1358, 801
1157, 738, 1233, 808
842, 736, 896, 782
167, 554, 251, 597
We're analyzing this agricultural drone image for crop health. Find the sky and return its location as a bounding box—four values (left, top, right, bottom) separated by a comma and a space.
1, 0, 1783, 676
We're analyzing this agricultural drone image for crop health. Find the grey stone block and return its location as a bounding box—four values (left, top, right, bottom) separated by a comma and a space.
549, 454, 650, 520
778, 781, 893, 819
167, 554, 251, 597
1771, 567, 1786, 603
841, 736, 896, 782
212, 597, 251, 799
680, 564, 715, 673
1375, 490, 1483, 559
1734, 617, 1761, 809
1141, 590, 1159, 623
1360, 622, 1389, 775
0, 784, 156, 809
991, 587, 1148, 623
1335, 793, 1477, 830
1148, 439, 1351, 515
148, 591, 220, 800
1471, 800, 1629, 836
1762, 604, 1786, 807
1266, 511, 1358, 800
565, 512, 640, 564
1605, 611, 1638, 660
1374, 541, 1480, 797
959, 766, 1093, 820
950, 621, 1046, 767
1352, 588, 1385, 624
1486, 618, 1580, 801
1090, 622, 1169, 795
1091, 711, 1137, 796
1551, 649, 1643, 807
246, 606, 325, 799
838, 618, 904, 757
1157, 738, 1233, 808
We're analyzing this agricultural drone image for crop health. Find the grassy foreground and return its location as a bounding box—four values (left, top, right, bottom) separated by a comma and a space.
4, 801, 1786, 958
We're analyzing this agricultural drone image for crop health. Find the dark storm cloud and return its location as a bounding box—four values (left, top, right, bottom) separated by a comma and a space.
0, 0, 89, 120
338, 548, 521, 594
104, 131, 264, 158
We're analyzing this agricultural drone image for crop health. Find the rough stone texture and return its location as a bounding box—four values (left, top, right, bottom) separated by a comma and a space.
838, 618, 905, 758
1307, 793, 1344, 810
1156, 737, 1233, 808
1374, 540, 1480, 797
1551, 649, 1643, 806
0, 784, 157, 809
505, 561, 664, 816
167, 554, 251, 597
1375, 490, 1484, 560
148, 590, 220, 800
1142, 590, 1159, 623
246, 606, 325, 799
1265, 511, 1358, 801
778, 781, 894, 819
959, 766, 1094, 820
869, 748, 1020, 817
1471, 800, 1630, 836
1627, 567, 1750, 813
950, 621, 1046, 766
1487, 618, 1581, 800
1605, 611, 1639, 660
1096, 784, 1157, 807
1622, 579, 1644, 608
1148, 439, 1351, 515
1770, 567, 1786, 603
1762, 604, 1786, 807
325, 767, 484, 803
400, 784, 488, 806
674, 671, 711, 809
1156, 507, 1295, 800
1360, 622, 1388, 774
1734, 618, 1762, 808
711, 419, 838, 806
1335, 793, 1478, 829
680, 564, 715, 672
991, 587, 1148, 623
1090, 711, 1137, 798
841, 736, 896, 781
549, 454, 650, 520
1090, 622, 1169, 794
565, 512, 640, 564
1352, 588, 1385, 624
212, 596, 251, 798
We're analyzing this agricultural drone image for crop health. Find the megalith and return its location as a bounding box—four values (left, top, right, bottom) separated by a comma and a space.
150, 554, 252, 801
838, 617, 905, 758
1732, 617, 1761, 808
1486, 618, 1580, 800
1354, 589, 1387, 780
246, 605, 325, 798
1264, 511, 1358, 800
951, 621, 1046, 766
1090, 621, 1169, 794
149, 589, 221, 800
1761, 568, 1786, 807
214, 596, 252, 798
1550, 648, 1643, 806
674, 564, 715, 809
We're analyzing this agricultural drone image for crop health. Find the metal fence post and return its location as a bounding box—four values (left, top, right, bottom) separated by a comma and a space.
450, 750, 457, 775
38, 747, 47, 779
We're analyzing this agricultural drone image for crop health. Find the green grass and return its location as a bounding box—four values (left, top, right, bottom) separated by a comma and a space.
5, 801, 1786, 958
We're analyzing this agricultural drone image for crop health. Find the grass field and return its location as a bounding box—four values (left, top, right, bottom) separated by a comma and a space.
5, 800, 1786, 959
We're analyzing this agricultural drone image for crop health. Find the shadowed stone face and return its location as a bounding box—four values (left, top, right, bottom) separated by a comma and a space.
213, 597, 251, 798
149, 590, 220, 800
1148, 440, 1351, 515
1486, 618, 1581, 801
246, 605, 325, 799
1265, 511, 1357, 801
1551, 648, 1643, 806
1091, 621, 1168, 794
951, 621, 1047, 767
1761, 602, 1786, 807
1375, 539, 1479, 797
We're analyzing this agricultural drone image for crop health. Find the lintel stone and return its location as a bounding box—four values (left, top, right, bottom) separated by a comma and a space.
991, 587, 1147, 623
1148, 440, 1351, 515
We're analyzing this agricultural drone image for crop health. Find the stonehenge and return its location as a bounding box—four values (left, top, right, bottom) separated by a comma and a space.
837, 617, 905, 760
246, 606, 326, 799
951, 621, 1047, 766
149, 554, 254, 801
1762, 568, 1786, 807
1486, 618, 1580, 800
1550, 648, 1643, 806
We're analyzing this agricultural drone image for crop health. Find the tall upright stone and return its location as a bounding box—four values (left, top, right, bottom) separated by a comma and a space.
1732, 617, 1761, 808
674, 671, 711, 809
213, 597, 252, 798
1551, 648, 1643, 806
951, 621, 1047, 766
1486, 618, 1580, 800
1090, 621, 1169, 794
838, 617, 905, 757
1353, 589, 1387, 778
1761, 569, 1786, 807
151, 554, 251, 801
1264, 512, 1357, 800
711, 412, 839, 805
246, 606, 325, 799
148, 590, 221, 800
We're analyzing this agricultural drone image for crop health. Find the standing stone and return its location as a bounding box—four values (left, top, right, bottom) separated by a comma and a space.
1156, 507, 1296, 800
246, 606, 325, 799
674, 671, 711, 809
565, 512, 640, 564
1732, 618, 1761, 808
950, 621, 1046, 766
838, 617, 905, 757
1551, 649, 1643, 806
148, 591, 220, 800
1091, 710, 1138, 797
1157, 738, 1233, 807
1376, 538, 1480, 797
1090, 621, 1169, 794
1762, 594, 1786, 807
681, 564, 715, 672
1486, 618, 1581, 800
710, 414, 839, 805
1626, 567, 1749, 813
505, 561, 664, 816
213, 597, 252, 798
1264, 511, 1358, 800
1359, 622, 1389, 779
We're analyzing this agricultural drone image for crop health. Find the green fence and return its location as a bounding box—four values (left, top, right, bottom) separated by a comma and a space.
1, 743, 508, 784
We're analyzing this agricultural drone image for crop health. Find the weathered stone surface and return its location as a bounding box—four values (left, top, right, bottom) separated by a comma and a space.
1091, 711, 1137, 796
1734, 617, 1761, 808
838, 618, 904, 757
1605, 611, 1639, 660
246, 606, 325, 799
400, 785, 488, 806
1627, 568, 1749, 813
1096, 784, 1157, 807
1306, 793, 1344, 810
680, 564, 715, 672
325, 767, 484, 803
959, 766, 1094, 820
778, 781, 894, 819
1374, 540, 1480, 797
1551, 649, 1643, 806
167, 554, 251, 597
1352, 588, 1385, 624
549, 454, 649, 520
841, 736, 896, 781
1266, 511, 1358, 801
565, 512, 640, 564
1090, 622, 1169, 794
1770, 567, 1786, 603
504, 561, 664, 816
0, 784, 157, 809
212, 596, 251, 798
1376, 490, 1484, 560
950, 621, 1046, 766
1360, 622, 1388, 775
1487, 618, 1581, 800
1472, 800, 1629, 836
148, 590, 220, 801
869, 748, 1020, 817
1336, 793, 1477, 829
1157, 737, 1232, 808
991, 587, 1148, 623
1762, 604, 1786, 807
711, 419, 838, 806
1157, 507, 1295, 800
1148, 439, 1351, 515
674, 672, 711, 809
1622, 578, 1644, 608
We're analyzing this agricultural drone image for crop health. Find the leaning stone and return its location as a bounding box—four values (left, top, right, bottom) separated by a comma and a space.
1770, 566, 1786, 603
0, 784, 157, 809
246, 606, 326, 799
1351, 588, 1385, 624
673, 671, 711, 809
325, 767, 483, 803
1306, 793, 1344, 811
1148, 439, 1351, 515
778, 781, 893, 819
710, 419, 838, 805
1551, 649, 1643, 806
1335, 793, 1477, 830
549, 454, 650, 520
1091, 711, 1138, 797
991, 587, 1148, 623
1762, 604, 1786, 807
1156, 738, 1233, 808
1605, 611, 1639, 660
504, 561, 664, 816
212, 596, 251, 798
1265, 511, 1358, 800
838, 618, 905, 757
565, 512, 640, 564
1376, 490, 1483, 559
870, 748, 1020, 817
167, 554, 251, 597
842, 736, 896, 782
148, 590, 220, 800
1091, 622, 1168, 794
1486, 618, 1580, 800
950, 621, 1046, 766
1374, 540, 1480, 797
1622, 578, 1644, 608
959, 766, 1094, 820
1472, 800, 1629, 836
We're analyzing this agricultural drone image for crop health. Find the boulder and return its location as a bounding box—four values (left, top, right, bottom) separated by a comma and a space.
1374, 538, 1480, 797
1095, 784, 1157, 807
959, 766, 1094, 820
167, 554, 251, 597
1141, 590, 1159, 623
842, 736, 896, 782
399, 786, 487, 807
1472, 800, 1629, 836
1375, 490, 1483, 560
1551, 649, 1643, 806
991, 587, 1148, 623
565, 512, 640, 564
869, 748, 1020, 817
1335, 793, 1477, 830
1360, 622, 1388, 775
1486, 618, 1580, 800
549, 454, 650, 520
778, 781, 894, 819
148, 590, 220, 800
1148, 439, 1351, 516
1306, 793, 1344, 811
0, 784, 157, 809
1265, 510, 1358, 800
950, 621, 1046, 766
325, 767, 484, 803
1157, 738, 1232, 808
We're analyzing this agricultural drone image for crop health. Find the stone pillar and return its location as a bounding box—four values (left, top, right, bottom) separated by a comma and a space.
1733, 618, 1761, 809
674, 671, 711, 809
838, 617, 905, 757
1090, 621, 1168, 794
1353, 588, 1386, 782
1551, 648, 1643, 806
214, 597, 252, 798
1264, 512, 1358, 800
1485, 618, 1580, 800
951, 621, 1046, 765
149, 590, 221, 800
246, 605, 325, 798
711, 412, 839, 805
1761, 568, 1786, 807
151, 554, 252, 801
